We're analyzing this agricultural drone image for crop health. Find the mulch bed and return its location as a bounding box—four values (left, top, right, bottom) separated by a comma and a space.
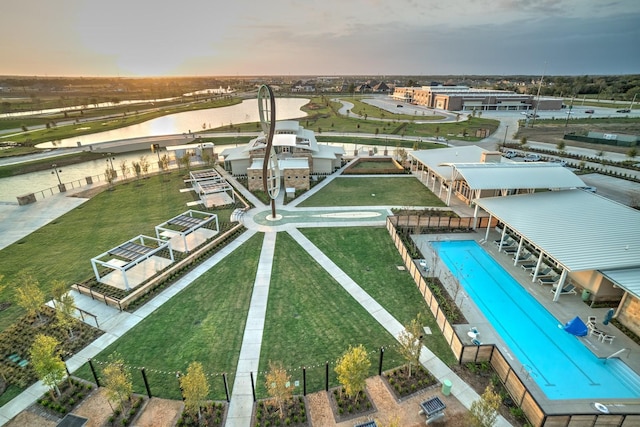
177, 401, 228, 427
36, 377, 94, 418
382, 364, 439, 401
328, 387, 376, 423
252, 396, 308, 427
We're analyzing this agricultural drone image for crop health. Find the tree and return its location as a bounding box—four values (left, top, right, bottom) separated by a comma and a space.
519, 136, 528, 148
179, 154, 191, 172
397, 313, 424, 377
52, 281, 78, 340
180, 361, 209, 421
468, 383, 501, 427
139, 155, 150, 176
14, 271, 45, 323
119, 160, 130, 180
103, 352, 133, 413
627, 147, 637, 159
159, 154, 170, 174
105, 167, 117, 190
30, 334, 66, 398
335, 344, 370, 403
264, 360, 294, 418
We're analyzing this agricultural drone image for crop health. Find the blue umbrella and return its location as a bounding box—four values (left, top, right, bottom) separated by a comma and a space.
603, 308, 615, 325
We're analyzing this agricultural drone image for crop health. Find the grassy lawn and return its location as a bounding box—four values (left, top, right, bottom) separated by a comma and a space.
74, 232, 263, 400
300, 227, 456, 366
298, 176, 447, 207
0, 170, 236, 331
257, 232, 405, 397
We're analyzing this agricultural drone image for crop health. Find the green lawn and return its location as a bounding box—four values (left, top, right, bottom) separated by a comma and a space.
0, 170, 236, 331
298, 176, 447, 207
74, 232, 264, 400
257, 232, 404, 397
300, 227, 456, 366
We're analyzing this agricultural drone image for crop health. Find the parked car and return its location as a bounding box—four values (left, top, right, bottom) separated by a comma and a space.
503, 150, 518, 159
524, 154, 541, 162
550, 159, 567, 166
617, 109, 631, 113
585, 109, 595, 114
396, 104, 403, 108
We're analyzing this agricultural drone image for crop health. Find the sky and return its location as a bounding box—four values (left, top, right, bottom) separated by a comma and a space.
1, 0, 639, 77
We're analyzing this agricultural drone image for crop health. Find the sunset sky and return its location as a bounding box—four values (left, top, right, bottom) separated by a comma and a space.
2, 0, 639, 77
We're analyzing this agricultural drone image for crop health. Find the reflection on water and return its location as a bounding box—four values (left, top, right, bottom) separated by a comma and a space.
36, 98, 309, 149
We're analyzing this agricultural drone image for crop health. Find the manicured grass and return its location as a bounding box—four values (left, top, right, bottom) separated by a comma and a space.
0, 170, 235, 331
74, 232, 264, 400
300, 227, 456, 366
298, 176, 447, 207
257, 232, 404, 397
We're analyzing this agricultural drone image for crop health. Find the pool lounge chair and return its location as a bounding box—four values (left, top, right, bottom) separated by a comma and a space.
538, 276, 559, 285
600, 334, 615, 344
513, 252, 532, 262
530, 267, 553, 277
521, 263, 537, 271
550, 283, 577, 295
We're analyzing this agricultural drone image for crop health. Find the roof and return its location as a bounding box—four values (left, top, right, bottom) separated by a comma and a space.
600, 268, 640, 299
451, 162, 586, 190
475, 190, 640, 273
410, 146, 495, 179
248, 157, 309, 170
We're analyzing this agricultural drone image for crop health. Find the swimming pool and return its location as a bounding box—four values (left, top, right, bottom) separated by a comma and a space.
432, 239, 640, 400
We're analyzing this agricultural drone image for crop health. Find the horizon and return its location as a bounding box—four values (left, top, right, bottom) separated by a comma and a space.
1, 1, 639, 77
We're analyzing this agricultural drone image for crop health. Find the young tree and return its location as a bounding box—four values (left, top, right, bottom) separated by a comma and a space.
105, 167, 117, 190
14, 271, 45, 323
132, 161, 142, 182
159, 154, 170, 174
53, 282, 78, 341
397, 313, 424, 377
519, 136, 528, 147
468, 383, 501, 427
264, 360, 294, 418
103, 353, 133, 413
30, 334, 66, 398
119, 160, 130, 180
139, 155, 150, 176
335, 344, 371, 403
180, 361, 209, 421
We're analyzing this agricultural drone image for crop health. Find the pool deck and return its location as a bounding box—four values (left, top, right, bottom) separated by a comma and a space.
412, 231, 640, 415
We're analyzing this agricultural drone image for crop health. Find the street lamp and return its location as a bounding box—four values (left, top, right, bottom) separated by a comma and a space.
105, 153, 115, 172
51, 164, 66, 192
51, 164, 62, 185
503, 125, 509, 145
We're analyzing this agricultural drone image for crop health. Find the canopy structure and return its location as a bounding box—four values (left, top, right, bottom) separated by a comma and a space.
186, 168, 235, 208
155, 209, 219, 253
91, 235, 174, 291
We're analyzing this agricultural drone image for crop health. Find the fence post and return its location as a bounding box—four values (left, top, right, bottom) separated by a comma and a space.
325, 362, 329, 392
250, 372, 256, 402
302, 367, 306, 396
378, 347, 385, 376
88, 359, 100, 387
223, 373, 230, 402
141, 368, 152, 398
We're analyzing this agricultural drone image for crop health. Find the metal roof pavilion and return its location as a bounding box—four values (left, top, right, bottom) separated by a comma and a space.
450, 162, 586, 190
475, 190, 640, 273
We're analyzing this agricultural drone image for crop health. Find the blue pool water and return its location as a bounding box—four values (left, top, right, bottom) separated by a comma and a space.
432, 240, 640, 400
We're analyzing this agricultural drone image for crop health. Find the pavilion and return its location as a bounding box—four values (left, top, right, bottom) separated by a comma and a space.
154, 209, 219, 253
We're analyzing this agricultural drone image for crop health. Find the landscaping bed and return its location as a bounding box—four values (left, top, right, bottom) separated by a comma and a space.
328, 387, 376, 423
253, 396, 308, 427
177, 401, 227, 427
36, 377, 94, 418
382, 364, 438, 400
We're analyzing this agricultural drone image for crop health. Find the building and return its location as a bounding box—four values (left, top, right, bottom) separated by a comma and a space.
392, 85, 563, 111
220, 120, 344, 192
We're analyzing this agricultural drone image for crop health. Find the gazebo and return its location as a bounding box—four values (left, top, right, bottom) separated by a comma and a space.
155, 210, 219, 253
186, 169, 235, 208
90, 235, 174, 291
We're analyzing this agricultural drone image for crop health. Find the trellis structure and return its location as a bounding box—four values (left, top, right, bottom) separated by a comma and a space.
155, 209, 219, 253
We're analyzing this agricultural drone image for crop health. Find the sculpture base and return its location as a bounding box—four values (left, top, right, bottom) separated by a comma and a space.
266, 214, 283, 221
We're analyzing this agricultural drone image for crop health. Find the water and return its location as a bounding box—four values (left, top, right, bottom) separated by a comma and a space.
36, 98, 309, 148
432, 239, 640, 400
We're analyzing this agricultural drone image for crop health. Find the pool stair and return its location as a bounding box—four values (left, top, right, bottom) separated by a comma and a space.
603, 354, 640, 394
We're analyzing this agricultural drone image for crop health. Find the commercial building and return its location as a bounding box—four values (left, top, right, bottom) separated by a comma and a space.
392, 85, 562, 111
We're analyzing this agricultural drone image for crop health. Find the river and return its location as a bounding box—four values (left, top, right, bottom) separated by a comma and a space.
36, 98, 309, 148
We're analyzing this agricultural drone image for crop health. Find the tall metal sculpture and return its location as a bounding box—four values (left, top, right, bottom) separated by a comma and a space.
258, 84, 280, 219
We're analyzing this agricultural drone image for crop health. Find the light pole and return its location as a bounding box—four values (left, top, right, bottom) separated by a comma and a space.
503, 125, 509, 146
51, 164, 65, 192
105, 154, 115, 173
